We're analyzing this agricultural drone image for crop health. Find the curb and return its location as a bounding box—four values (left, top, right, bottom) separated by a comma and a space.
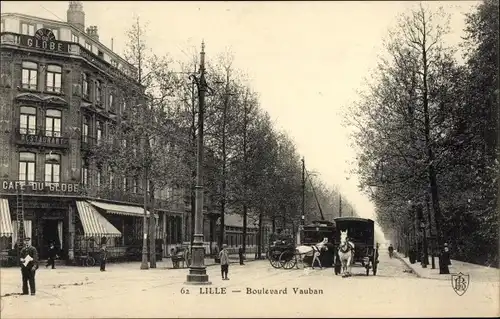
395, 252, 448, 281
394, 252, 421, 278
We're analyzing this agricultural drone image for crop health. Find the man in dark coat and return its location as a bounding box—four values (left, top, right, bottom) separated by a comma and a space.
439, 243, 450, 274
20, 237, 38, 295
238, 246, 244, 265
46, 242, 57, 269
100, 243, 107, 272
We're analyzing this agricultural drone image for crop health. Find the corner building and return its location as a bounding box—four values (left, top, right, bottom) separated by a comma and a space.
0, 2, 185, 265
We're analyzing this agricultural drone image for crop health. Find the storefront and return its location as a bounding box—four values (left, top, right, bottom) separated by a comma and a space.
0, 193, 156, 265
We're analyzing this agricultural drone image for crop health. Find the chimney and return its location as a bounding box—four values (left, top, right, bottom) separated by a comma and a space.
67, 1, 85, 32
86, 26, 99, 41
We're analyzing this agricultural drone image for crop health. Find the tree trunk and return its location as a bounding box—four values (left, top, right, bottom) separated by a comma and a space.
257, 210, 263, 259
242, 205, 247, 253
149, 184, 156, 268
421, 24, 443, 251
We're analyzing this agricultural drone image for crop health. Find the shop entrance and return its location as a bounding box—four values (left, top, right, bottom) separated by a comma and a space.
41, 219, 62, 259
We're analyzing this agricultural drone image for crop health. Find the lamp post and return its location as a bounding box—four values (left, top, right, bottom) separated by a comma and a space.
185, 41, 211, 285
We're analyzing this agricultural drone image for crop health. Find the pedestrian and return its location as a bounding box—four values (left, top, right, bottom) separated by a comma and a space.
219, 244, 229, 280
20, 237, 38, 296
388, 244, 394, 258
238, 246, 245, 265
46, 242, 56, 269
100, 243, 107, 272
439, 243, 450, 274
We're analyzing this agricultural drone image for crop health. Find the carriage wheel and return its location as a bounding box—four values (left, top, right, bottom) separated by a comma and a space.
279, 251, 297, 270
269, 250, 282, 269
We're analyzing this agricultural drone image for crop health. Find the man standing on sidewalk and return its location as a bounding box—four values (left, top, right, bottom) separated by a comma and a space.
439, 243, 450, 274
100, 243, 107, 272
238, 246, 245, 265
20, 237, 38, 295
219, 244, 230, 280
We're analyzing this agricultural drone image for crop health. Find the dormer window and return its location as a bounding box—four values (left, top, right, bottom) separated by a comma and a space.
21, 23, 35, 36
98, 50, 103, 58
85, 42, 92, 51
71, 33, 79, 43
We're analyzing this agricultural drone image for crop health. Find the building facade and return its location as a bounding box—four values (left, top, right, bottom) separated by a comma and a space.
0, 2, 185, 265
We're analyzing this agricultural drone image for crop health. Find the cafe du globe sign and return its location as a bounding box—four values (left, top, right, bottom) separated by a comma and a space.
2, 180, 80, 193
20, 28, 70, 53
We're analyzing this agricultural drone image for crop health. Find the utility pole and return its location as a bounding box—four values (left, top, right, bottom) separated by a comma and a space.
186, 41, 210, 285
298, 157, 305, 245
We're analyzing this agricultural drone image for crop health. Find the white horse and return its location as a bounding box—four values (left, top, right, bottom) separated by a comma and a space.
338, 230, 355, 277
295, 238, 329, 269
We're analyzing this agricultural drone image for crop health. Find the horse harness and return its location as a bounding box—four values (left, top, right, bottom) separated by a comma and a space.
339, 241, 354, 254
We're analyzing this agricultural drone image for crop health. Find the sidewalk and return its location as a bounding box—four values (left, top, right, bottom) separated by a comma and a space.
396, 251, 499, 282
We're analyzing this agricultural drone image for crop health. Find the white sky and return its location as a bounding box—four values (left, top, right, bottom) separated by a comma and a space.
1, 1, 479, 240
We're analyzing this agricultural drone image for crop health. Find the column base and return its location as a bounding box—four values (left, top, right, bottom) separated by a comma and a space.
185, 266, 211, 285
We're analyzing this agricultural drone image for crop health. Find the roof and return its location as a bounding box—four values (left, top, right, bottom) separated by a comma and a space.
334, 217, 373, 223
0, 12, 136, 73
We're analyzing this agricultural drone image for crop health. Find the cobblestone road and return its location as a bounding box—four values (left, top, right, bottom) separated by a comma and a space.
1, 253, 498, 318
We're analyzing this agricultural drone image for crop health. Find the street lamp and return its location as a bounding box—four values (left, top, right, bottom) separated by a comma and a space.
185, 41, 211, 285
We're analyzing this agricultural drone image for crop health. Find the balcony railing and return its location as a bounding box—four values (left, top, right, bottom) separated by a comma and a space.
81, 136, 97, 151
14, 128, 69, 149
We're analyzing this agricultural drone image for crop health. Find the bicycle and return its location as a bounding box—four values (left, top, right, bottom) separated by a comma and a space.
84, 253, 95, 267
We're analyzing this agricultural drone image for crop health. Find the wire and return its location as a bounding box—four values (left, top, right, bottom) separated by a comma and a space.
39, 5, 65, 22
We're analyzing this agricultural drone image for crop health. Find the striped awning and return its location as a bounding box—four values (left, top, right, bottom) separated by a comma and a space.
75, 201, 122, 238
0, 198, 13, 237
88, 200, 157, 218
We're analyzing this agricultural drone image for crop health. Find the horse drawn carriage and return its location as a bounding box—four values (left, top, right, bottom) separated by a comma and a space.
267, 221, 335, 270
267, 232, 296, 269
333, 217, 378, 277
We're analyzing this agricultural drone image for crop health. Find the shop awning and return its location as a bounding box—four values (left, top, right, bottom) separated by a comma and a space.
0, 198, 13, 237
88, 200, 157, 218
75, 201, 122, 238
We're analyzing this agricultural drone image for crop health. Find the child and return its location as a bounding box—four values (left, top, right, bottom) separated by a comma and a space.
219, 244, 229, 280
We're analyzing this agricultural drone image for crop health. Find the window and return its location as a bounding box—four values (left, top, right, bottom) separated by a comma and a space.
97, 169, 101, 188
46, 65, 62, 93
19, 152, 36, 182
19, 106, 36, 135
111, 60, 118, 68
21, 23, 35, 36
96, 121, 102, 144
109, 170, 114, 187
71, 33, 79, 43
133, 178, 138, 193
84, 42, 92, 51
82, 73, 90, 99
123, 177, 127, 191
82, 163, 88, 186
82, 116, 89, 142
45, 109, 61, 137
97, 50, 103, 58
122, 101, 126, 113
95, 80, 102, 104
21, 61, 38, 90
45, 153, 60, 184
109, 93, 114, 111
122, 138, 127, 148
